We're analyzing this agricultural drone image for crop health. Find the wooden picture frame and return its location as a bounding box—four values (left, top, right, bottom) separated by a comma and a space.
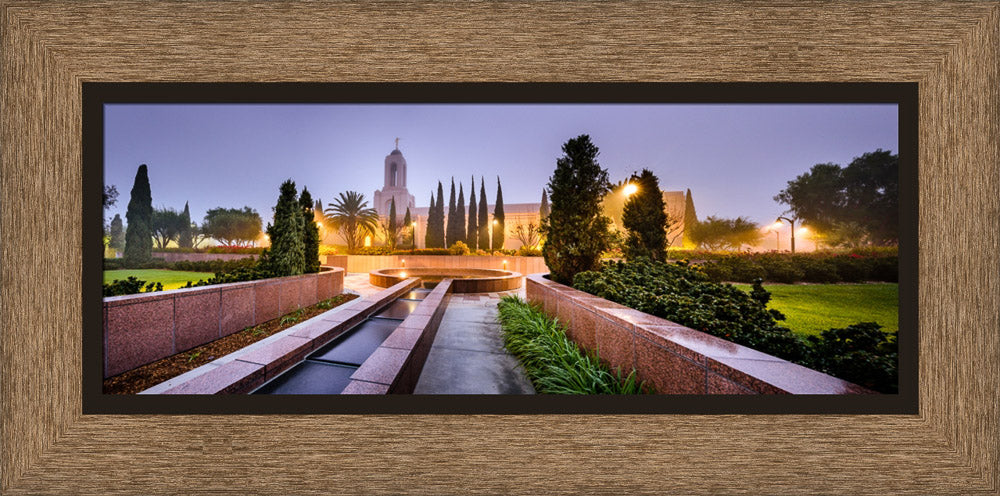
2, 2, 997, 493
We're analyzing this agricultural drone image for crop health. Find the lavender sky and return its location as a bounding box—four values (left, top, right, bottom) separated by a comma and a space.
103, 103, 897, 230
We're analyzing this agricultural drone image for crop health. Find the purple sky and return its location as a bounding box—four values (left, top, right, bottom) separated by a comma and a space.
104, 103, 897, 229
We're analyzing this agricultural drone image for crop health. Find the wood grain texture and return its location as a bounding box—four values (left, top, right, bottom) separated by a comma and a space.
2, 1, 997, 494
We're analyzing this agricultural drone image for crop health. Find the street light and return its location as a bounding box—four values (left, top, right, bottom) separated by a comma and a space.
774, 216, 798, 253
623, 183, 638, 197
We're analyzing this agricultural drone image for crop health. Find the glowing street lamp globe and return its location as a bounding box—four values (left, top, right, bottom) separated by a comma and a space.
623, 183, 638, 197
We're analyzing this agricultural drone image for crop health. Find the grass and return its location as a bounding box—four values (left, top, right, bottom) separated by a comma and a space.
733, 283, 898, 337
497, 295, 647, 394
103, 269, 215, 290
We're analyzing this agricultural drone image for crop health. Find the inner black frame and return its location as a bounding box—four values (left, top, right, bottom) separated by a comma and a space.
82, 82, 918, 414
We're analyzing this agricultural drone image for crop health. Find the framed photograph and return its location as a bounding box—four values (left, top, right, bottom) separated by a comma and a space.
3, 2, 997, 494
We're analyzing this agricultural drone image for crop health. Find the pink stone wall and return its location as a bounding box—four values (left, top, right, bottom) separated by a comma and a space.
525, 275, 873, 395
103, 267, 344, 378
325, 254, 549, 275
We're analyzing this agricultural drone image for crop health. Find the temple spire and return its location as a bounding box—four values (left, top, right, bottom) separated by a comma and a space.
394, 137, 400, 150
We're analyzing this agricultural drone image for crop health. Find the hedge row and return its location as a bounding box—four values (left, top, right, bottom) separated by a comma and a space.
572, 258, 898, 393
152, 246, 265, 254
694, 252, 898, 284
103, 257, 257, 274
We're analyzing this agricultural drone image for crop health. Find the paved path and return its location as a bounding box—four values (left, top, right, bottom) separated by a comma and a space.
415, 288, 536, 394
342, 272, 383, 297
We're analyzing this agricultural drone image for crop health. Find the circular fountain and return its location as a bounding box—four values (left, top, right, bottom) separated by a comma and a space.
369, 267, 523, 293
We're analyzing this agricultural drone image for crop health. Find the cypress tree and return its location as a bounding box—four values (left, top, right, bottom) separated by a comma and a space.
492, 176, 505, 251
455, 182, 466, 247
446, 178, 458, 247
387, 197, 398, 250
682, 188, 698, 249
403, 207, 413, 249
177, 201, 193, 248
123, 164, 153, 266
435, 181, 446, 248
478, 177, 489, 250
424, 192, 435, 249
299, 186, 321, 272
622, 169, 668, 261
466, 176, 478, 250
266, 179, 305, 276
109, 214, 125, 252
539, 190, 550, 221
541, 135, 613, 284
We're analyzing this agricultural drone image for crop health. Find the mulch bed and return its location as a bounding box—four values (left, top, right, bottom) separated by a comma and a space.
103, 293, 358, 394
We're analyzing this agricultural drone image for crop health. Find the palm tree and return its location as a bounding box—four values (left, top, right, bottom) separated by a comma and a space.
324, 191, 379, 253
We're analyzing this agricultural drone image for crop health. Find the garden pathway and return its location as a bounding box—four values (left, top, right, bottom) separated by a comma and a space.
414, 288, 536, 394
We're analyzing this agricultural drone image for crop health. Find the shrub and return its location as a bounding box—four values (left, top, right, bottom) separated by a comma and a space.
571, 258, 897, 392
103, 276, 163, 296
351, 246, 392, 255
516, 245, 542, 257
449, 241, 471, 255
496, 296, 646, 394
807, 322, 898, 393
799, 257, 841, 283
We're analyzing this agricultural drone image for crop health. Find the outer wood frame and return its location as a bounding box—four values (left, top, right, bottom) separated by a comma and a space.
1, 1, 997, 494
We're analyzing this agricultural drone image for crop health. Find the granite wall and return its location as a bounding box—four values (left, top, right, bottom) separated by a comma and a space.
103, 267, 344, 378
525, 274, 873, 395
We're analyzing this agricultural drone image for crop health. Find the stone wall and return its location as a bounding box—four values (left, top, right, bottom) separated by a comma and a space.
525, 274, 872, 394
103, 267, 344, 378
324, 254, 548, 275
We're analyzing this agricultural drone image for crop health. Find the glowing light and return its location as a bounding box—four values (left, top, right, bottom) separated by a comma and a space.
364, 235, 372, 247
401, 259, 406, 267
400, 271, 407, 278
493, 220, 498, 225
623, 183, 638, 197
772, 221, 784, 229
797, 227, 809, 235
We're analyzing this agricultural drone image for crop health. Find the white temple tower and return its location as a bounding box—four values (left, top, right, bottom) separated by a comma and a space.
373, 139, 416, 218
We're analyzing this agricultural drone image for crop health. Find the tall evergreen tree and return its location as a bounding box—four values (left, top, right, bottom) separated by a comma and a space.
446, 178, 458, 247
424, 192, 436, 249
109, 214, 125, 253
539, 190, 550, 221
266, 179, 305, 276
403, 207, 413, 249
622, 169, 668, 261
455, 183, 466, 247
299, 187, 321, 272
385, 197, 399, 250
123, 164, 153, 266
466, 176, 478, 250
540, 135, 613, 284
478, 177, 489, 250
682, 188, 698, 249
492, 176, 506, 251
435, 181, 446, 248
178, 201, 193, 248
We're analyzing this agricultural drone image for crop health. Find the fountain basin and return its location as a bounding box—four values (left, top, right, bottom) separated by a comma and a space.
370, 267, 522, 293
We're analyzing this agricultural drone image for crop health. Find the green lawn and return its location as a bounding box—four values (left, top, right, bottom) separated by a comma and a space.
104, 269, 215, 290
733, 283, 898, 337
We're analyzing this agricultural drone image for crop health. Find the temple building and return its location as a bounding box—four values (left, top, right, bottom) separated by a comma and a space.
372, 138, 416, 217
323, 142, 696, 250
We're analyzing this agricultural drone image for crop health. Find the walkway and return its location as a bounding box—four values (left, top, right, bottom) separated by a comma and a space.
344, 273, 534, 394
414, 288, 535, 394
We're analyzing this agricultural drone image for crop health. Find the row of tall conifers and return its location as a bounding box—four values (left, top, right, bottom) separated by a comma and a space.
421, 176, 549, 251
117, 164, 319, 276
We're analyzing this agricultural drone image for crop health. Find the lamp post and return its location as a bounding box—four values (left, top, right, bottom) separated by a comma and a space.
774, 216, 797, 253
